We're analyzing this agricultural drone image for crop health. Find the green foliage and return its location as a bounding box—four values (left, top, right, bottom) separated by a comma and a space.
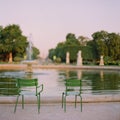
82, 46, 96, 60
91, 30, 120, 61
0, 24, 27, 62
104, 56, 120, 65
0, 24, 40, 62
64, 45, 81, 62
32, 47, 40, 59
65, 33, 79, 45
14, 56, 24, 62
48, 33, 95, 63
92, 30, 109, 57
107, 33, 120, 60
48, 49, 56, 60
55, 57, 61, 63
49, 33, 82, 63
104, 56, 113, 65
55, 44, 81, 63
48, 31, 120, 65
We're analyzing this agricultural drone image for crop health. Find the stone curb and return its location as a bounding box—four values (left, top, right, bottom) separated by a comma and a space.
0, 95, 120, 104
0, 64, 120, 70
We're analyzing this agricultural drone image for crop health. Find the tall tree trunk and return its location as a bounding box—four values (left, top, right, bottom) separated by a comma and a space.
9, 52, 13, 63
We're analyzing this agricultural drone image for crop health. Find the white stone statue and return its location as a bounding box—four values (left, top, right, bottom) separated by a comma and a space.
66, 52, 70, 64
77, 50, 82, 66
99, 55, 104, 66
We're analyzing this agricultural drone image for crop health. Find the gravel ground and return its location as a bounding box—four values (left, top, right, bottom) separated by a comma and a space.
0, 102, 120, 120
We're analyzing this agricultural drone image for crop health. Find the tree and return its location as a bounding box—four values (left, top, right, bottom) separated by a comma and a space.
32, 47, 40, 59
0, 24, 27, 62
49, 33, 81, 63
48, 48, 56, 60
92, 31, 109, 58
91, 30, 120, 63
107, 33, 120, 60
65, 33, 79, 45
48, 31, 120, 64
78, 36, 90, 46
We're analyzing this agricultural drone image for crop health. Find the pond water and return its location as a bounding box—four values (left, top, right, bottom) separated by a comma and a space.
0, 69, 120, 97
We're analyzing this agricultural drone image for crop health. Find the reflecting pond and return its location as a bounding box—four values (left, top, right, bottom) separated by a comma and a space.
0, 69, 120, 96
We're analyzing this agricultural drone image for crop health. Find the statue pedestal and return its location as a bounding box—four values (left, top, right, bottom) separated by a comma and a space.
26, 63, 33, 73
22, 60, 37, 73
77, 57, 82, 66
99, 55, 104, 66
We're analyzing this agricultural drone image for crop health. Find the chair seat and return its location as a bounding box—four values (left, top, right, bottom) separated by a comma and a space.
20, 90, 36, 96
65, 91, 80, 96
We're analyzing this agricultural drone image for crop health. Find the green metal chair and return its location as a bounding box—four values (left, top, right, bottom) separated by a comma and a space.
0, 78, 18, 96
62, 77, 82, 112
14, 78, 43, 113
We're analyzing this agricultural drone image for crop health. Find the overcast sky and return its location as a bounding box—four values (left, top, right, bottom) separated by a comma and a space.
1, 0, 120, 57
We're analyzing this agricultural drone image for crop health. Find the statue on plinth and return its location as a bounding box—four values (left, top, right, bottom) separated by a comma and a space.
99, 55, 104, 66
77, 50, 82, 66
66, 52, 70, 64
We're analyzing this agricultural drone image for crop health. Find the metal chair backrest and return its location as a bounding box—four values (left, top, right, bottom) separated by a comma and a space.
0, 78, 18, 96
17, 78, 38, 95
65, 78, 82, 96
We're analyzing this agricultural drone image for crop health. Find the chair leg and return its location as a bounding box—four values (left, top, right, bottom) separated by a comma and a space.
14, 95, 19, 113
80, 95, 82, 112
22, 95, 24, 109
64, 95, 66, 112
62, 93, 64, 108
75, 95, 77, 108
37, 93, 40, 114
38, 94, 40, 113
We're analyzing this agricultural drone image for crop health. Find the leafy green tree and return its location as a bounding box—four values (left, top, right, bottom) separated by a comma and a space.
32, 47, 40, 59
65, 33, 79, 45
0, 24, 27, 62
92, 30, 120, 62
48, 31, 120, 65
82, 46, 96, 61
49, 33, 81, 63
92, 30, 109, 57
107, 33, 120, 60
78, 36, 90, 46
48, 48, 56, 60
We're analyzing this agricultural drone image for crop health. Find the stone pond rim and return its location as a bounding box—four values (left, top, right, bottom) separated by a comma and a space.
0, 64, 120, 71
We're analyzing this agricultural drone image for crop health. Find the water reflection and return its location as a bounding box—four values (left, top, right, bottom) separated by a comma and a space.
80, 70, 120, 94
0, 69, 120, 96
77, 70, 82, 79
57, 69, 120, 95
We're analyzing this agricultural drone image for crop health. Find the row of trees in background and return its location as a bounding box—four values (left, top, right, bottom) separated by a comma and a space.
0, 24, 119, 65
48, 31, 120, 65
0, 24, 40, 63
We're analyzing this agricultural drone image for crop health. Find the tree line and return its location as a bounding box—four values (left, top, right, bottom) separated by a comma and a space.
48, 31, 120, 65
0, 24, 119, 65
0, 24, 40, 63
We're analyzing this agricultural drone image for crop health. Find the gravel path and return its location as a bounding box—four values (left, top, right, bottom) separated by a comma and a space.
0, 102, 120, 120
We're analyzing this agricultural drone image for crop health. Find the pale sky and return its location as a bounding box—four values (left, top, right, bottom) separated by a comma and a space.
0, 0, 120, 58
